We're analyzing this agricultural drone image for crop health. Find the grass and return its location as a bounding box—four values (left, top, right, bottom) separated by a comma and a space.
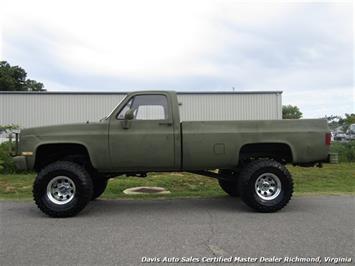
0, 163, 354, 200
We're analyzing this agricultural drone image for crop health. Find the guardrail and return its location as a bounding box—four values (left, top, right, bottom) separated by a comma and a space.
329, 153, 339, 164
0, 137, 8, 144
0, 133, 13, 144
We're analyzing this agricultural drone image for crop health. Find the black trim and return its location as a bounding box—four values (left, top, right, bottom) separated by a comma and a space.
188, 170, 234, 181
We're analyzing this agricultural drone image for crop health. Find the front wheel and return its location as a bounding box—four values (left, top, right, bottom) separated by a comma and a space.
238, 159, 293, 212
91, 173, 108, 200
33, 161, 93, 218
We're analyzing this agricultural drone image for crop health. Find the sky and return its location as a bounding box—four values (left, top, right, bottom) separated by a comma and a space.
1, 0, 354, 118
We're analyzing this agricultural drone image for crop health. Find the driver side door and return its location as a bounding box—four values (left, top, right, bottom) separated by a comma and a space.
108, 93, 175, 171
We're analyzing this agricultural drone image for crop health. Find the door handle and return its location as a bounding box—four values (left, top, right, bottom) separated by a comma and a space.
159, 122, 172, 126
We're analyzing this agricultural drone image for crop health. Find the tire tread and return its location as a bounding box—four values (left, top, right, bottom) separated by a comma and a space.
33, 161, 93, 217
238, 159, 293, 212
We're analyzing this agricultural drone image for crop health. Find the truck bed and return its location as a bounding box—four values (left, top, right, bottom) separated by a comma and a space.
181, 119, 329, 170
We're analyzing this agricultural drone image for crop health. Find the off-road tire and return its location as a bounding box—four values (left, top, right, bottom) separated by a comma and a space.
238, 159, 293, 212
33, 161, 93, 218
62, 154, 107, 200
91, 174, 108, 200
218, 170, 239, 197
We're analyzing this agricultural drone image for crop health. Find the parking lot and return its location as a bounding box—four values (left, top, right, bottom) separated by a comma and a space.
0, 196, 354, 265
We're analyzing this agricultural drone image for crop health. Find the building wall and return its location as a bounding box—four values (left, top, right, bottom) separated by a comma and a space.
177, 93, 281, 121
0, 92, 282, 128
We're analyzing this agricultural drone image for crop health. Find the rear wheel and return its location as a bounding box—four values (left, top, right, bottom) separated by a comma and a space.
218, 170, 239, 197
238, 159, 293, 212
33, 161, 93, 217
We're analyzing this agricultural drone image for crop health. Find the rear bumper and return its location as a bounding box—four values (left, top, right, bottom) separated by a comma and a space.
13, 156, 29, 171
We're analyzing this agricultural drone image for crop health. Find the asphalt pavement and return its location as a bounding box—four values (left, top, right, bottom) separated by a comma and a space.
0, 196, 354, 265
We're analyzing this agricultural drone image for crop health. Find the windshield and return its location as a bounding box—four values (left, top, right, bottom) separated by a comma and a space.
100, 95, 127, 121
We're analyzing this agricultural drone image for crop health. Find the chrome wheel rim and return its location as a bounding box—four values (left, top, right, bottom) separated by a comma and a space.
46, 176, 76, 205
255, 173, 281, 200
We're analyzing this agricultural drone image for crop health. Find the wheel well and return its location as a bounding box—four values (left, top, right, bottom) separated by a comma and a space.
34, 144, 92, 171
239, 143, 293, 164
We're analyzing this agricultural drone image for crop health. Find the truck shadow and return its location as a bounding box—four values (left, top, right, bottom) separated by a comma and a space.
26, 196, 300, 218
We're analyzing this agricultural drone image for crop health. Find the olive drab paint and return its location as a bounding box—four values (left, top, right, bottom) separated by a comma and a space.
14, 91, 330, 172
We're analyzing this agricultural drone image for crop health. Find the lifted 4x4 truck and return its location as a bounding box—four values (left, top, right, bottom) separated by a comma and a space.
13, 91, 331, 217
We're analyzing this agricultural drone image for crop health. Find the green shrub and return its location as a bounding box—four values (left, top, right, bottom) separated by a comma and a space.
0, 141, 17, 174
330, 141, 355, 162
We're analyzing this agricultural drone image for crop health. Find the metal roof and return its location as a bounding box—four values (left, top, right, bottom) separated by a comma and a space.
0, 90, 282, 95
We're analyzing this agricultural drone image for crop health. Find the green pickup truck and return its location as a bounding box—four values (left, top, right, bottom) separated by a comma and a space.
13, 91, 331, 217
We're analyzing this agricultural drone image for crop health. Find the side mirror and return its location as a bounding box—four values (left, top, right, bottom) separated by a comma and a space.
124, 109, 134, 120
121, 109, 134, 129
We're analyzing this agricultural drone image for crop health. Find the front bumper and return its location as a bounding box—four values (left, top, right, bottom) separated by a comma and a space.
13, 156, 29, 171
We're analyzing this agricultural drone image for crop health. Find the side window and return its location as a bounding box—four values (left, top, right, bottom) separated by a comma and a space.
117, 95, 168, 120
135, 105, 165, 120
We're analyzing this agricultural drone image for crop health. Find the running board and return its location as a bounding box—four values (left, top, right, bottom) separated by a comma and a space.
187, 170, 232, 181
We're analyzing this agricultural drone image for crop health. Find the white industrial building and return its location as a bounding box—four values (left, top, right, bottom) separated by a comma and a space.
0, 91, 282, 129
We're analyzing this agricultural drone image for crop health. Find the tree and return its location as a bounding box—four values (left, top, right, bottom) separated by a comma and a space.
325, 113, 355, 132
343, 113, 355, 132
325, 115, 344, 131
282, 105, 303, 119
0, 61, 45, 91
0, 124, 19, 134
344, 113, 355, 125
